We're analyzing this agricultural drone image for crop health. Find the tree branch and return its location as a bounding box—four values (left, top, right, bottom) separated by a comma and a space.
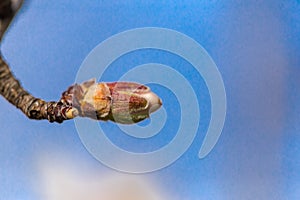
0, 0, 162, 124
0, 0, 76, 123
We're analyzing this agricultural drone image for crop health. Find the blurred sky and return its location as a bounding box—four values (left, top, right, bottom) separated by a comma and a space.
0, 0, 300, 200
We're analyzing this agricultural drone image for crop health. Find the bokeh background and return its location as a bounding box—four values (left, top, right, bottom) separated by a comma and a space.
0, 1, 299, 199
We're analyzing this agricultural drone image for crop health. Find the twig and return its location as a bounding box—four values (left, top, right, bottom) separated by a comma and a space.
0, 0, 77, 123
0, 0, 162, 124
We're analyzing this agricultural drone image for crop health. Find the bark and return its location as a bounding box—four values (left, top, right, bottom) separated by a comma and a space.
0, 0, 75, 123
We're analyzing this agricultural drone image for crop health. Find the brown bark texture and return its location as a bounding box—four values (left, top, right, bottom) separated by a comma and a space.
0, 0, 75, 123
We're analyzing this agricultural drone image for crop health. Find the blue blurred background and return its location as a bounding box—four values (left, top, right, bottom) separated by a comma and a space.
0, 0, 299, 199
